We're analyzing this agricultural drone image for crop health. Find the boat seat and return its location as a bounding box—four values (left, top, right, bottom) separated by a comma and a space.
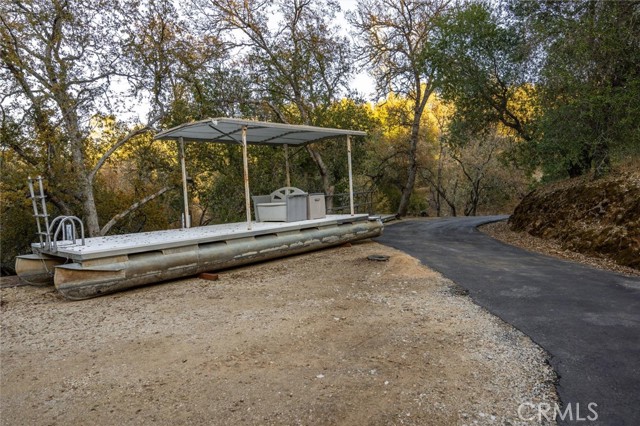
253, 187, 308, 222
251, 195, 272, 222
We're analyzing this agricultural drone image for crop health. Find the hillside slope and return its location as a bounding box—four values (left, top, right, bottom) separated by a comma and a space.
509, 168, 640, 270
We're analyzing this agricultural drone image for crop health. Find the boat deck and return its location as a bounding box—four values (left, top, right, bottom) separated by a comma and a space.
36, 214, 370, 261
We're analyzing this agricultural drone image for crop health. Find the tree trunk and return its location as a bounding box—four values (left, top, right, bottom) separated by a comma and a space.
593, 141, 610, 178
397, 80, 432, 217
464, 193, 478, 216
397, 133, 419, 217
449, 179, 458, 217
435, 142, 444, 217
397, 108, 424, 216
70, 151, 100, 237
79, 175, 101, 236
69, 138, 101, 236
306, 145, 334, 211
60, 99, 102, 237
294, 103, 335, 212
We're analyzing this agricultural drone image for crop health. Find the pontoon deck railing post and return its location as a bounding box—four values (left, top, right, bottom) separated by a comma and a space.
242, 126, 252, 230
179, 137, 190, 228
347, 135, 354, 216
284, 144, 291, 187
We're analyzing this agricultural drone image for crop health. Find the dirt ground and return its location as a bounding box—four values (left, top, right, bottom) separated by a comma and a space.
481, 221, 640, 277
508, 166, 640, 270
0, 241, 557, 425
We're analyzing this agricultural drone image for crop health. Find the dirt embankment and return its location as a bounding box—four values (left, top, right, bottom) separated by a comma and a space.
509, 168, 640, 270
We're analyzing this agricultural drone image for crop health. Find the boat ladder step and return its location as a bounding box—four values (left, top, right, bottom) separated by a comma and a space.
28, 176, 51, 249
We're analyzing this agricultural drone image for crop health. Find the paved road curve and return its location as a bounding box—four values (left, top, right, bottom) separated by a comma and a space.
376, 217, 640, 425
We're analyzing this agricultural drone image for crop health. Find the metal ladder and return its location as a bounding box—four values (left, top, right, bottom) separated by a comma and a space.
28, 176, 52, 250
27, 176, 86, 252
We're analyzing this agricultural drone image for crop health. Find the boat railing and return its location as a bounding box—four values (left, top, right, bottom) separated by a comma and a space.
326, 190, 374, 215
50, 216, 86, 251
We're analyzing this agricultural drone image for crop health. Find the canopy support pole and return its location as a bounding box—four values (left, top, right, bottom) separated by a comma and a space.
284, 144, 291, 187
242, 126, 252, 230
347, 135, 354, 216
179, 137, 190, 228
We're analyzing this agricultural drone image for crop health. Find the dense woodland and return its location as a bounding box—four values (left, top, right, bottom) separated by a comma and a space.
1, 0, 639, 274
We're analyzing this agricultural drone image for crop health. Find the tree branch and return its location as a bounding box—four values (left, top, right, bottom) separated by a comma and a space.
99, 185, 173, 236
89, 125, 152, 182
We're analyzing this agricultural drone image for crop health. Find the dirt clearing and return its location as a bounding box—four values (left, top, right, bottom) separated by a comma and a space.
1, 241, 557, 425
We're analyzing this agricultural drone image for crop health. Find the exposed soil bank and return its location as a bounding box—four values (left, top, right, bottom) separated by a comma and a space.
509, 168, 640, 270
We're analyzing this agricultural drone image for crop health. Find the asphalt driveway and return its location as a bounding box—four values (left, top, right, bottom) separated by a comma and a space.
376, 216, 640, 425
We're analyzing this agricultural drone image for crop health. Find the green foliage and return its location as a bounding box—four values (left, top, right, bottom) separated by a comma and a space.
4, 0, 636, 275
514, 0, 640, 178
432, 2, 535, 141
0, 151, 37, 275
1, 0, 228, 237
435, 0, 640, 180
93, 130, 179, 233
309, 100, 380, 193
351, 0, 451, 216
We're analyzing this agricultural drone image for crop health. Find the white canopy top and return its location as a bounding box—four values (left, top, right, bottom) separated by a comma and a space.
154, 117, 367, 146
155, 117, 366, 230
